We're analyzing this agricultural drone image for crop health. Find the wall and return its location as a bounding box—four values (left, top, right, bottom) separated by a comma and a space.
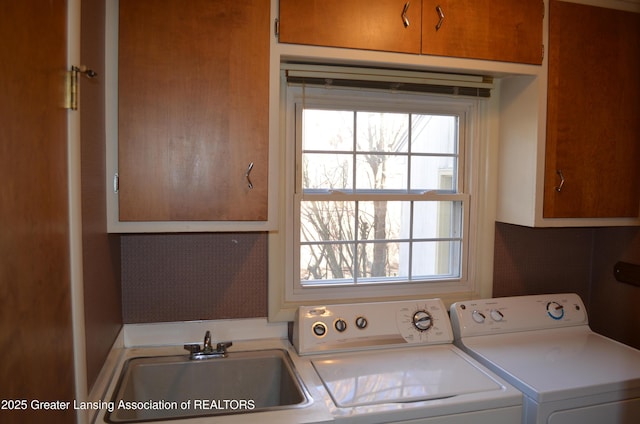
590, 227, 640, 349
494, 222, 640, 349
121, 233, 267, 323
493, 223, 593, 301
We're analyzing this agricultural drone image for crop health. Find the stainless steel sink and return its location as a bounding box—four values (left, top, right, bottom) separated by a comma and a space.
106, 349, 311, 422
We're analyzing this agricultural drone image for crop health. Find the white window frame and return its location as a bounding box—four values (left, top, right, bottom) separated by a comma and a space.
268, 68, 497, 321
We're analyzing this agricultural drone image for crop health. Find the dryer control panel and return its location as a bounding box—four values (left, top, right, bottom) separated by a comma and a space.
450, 293, 588, 340
293, 299, 453, 355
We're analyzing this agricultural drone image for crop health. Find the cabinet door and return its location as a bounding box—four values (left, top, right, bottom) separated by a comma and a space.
118, 0, 269, 221
544, 1, 640, 218
1, 1, 75, 419
278, 0, 421, 54
422, 0, 543, 64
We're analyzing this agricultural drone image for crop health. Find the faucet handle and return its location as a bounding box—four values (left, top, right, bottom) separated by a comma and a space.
216, 341, 233, 353
184, 344, 201, 354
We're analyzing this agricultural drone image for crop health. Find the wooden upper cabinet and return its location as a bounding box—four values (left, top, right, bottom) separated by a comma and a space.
278, 0, 422, 54
421, 0, 544, 64
543, 1, 640, 218
279, 0, 543, 64
118, 0, 269, 221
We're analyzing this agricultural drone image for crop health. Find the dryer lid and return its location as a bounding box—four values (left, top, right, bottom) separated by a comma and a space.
460, 327, 640, 402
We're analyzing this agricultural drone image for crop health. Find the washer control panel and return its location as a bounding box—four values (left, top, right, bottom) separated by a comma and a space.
450, 293, 588, 340
293, 299, 453, 355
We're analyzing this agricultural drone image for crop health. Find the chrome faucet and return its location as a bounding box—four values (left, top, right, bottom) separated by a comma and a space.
203, 330, 213, 352
184, 330, 232, 360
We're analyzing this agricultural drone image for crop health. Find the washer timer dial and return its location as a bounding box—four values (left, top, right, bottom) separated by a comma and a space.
412, 310, 433, 332
396, 302, 450, 344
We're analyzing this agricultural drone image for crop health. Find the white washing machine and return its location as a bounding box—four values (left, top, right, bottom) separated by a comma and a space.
450, 293, 640, 424
292, 298, 522, 423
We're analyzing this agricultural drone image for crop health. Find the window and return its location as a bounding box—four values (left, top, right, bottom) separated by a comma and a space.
269, 66, 494, 319
299, 109, 464, 286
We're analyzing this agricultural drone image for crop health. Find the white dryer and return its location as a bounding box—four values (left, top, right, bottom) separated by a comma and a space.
450, 293, 640, 424
293, 298, 522, 423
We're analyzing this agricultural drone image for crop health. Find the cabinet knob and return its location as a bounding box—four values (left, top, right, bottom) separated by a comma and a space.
555, 169, 565, 192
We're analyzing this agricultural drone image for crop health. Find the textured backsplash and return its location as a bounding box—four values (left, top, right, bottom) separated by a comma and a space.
121, 232, 267, 323
119, 223, 639, 349
493, 223, 593, 301
493, 223, 640, 349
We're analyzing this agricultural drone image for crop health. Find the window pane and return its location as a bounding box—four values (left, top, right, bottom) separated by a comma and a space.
303, 109, 353, 151
413, 201, 462, 240
300, 201, 355, 242
411, 115, 458, 154
301, 243, 354, 283
356, 112, 408, 153
411, 241, 461, 278
410, 156, 456, 191
358, 201, 406, 241
303, 153, 353, 190
358, 242, 408, 280
356, 154, 407, 190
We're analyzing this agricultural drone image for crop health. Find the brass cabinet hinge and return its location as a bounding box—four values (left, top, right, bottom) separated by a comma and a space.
274, 18, 280, 37
64, 65, 97, 110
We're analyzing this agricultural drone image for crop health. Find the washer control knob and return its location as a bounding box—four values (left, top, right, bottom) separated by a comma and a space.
412, 310, 433, 332
546, 301, 565, 320
355, 316, 368, 329
334, 319, 347, 332
312, 322, 327, 337
490, 309, 504, 322
472, 310, 486, 324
